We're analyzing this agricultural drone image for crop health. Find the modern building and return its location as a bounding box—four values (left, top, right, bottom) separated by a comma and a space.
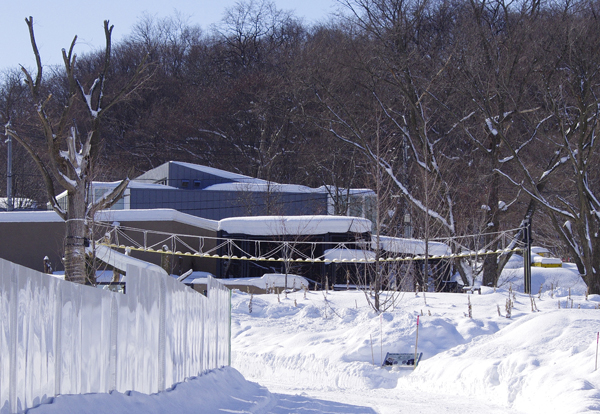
54, 161, 377, 222
1, 161, 387, 285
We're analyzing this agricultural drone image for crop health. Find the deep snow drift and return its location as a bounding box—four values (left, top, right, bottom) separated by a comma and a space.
30, 260, 600, 413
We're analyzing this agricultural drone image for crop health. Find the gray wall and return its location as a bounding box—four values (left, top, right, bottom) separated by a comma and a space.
0, 216, 219, 275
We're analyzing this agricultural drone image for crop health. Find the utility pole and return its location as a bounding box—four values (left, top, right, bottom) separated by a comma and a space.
523, 219, 532, 294
6, 135, 13, 211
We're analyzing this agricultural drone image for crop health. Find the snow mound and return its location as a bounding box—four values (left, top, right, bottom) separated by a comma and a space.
28, 368, 275, 414
409, 310, 600, 413
498, 261, 586, 295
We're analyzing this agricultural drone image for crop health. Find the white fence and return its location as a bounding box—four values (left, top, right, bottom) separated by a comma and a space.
0, 258, 231, 413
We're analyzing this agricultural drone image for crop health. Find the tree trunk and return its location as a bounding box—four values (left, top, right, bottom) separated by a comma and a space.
482, 133, 501, 287
64, 186, 88, 284
587, 243, 600, 294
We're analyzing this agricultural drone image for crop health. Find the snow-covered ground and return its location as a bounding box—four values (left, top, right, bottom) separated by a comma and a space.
30, 260, 600, 413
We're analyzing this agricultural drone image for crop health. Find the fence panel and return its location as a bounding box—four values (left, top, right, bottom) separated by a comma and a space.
0, 257, 230, 413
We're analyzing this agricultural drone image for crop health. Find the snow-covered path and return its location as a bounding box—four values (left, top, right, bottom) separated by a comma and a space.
263, 381, 523, 414
231, 288, 529, 414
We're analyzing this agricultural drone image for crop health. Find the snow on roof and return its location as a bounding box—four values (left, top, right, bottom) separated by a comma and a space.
317, 186, 377, 196
0, 210, 64, 223
55, 181, 179, 200
531, 246, 551, 255
94, 245, 167, 275
127, 181, 178, 190
95, 209, 219, 231
188, 273, 309, 289
218, 215, 372, 236
203, 182, 317, 193
375, 236, 451, 256
0, 208, 219, 231
171, 161, 267, 184
176, 271, 215, 283
324, 248, 376, 261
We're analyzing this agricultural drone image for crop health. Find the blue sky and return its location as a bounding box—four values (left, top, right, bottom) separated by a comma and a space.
1, 0, 339, 71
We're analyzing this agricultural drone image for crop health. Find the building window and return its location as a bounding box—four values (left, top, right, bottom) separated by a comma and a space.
181, 179, 190, 188
194, 180, 202, 188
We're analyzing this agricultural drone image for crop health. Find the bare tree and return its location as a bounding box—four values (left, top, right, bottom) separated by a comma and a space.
310, 0, 470, 285
4, 18, 149, 283
494, 0, 600, 293
437, 0, 547, 287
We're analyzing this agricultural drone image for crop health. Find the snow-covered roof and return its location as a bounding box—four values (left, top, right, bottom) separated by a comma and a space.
55, 181, 179, 200
171, 161, 267, 184
0, 210, 64, 223
324, 248, 376, 261
187, 273, 309, 289
204, 182, 317, 193
218, 215, 372, 236
0, 208, 219, 231
95, 209, 219, 231
93, 245, 167, 275
127, 181, 178, 190
374, 236, 451, 256
317, 186, 377, 196
532, 254, 562, 265
531, 246, 551, 255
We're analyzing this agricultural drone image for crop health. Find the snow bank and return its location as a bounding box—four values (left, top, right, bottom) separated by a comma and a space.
230, 264, 599, 413
29, 368, 275, 414
499, 259, 586, 295
23, 259, 600, 413
409, 310, 600, 413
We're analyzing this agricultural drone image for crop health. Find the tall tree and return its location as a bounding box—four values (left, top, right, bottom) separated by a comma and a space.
4, 18, 149, 283
495, 0, 600, 293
